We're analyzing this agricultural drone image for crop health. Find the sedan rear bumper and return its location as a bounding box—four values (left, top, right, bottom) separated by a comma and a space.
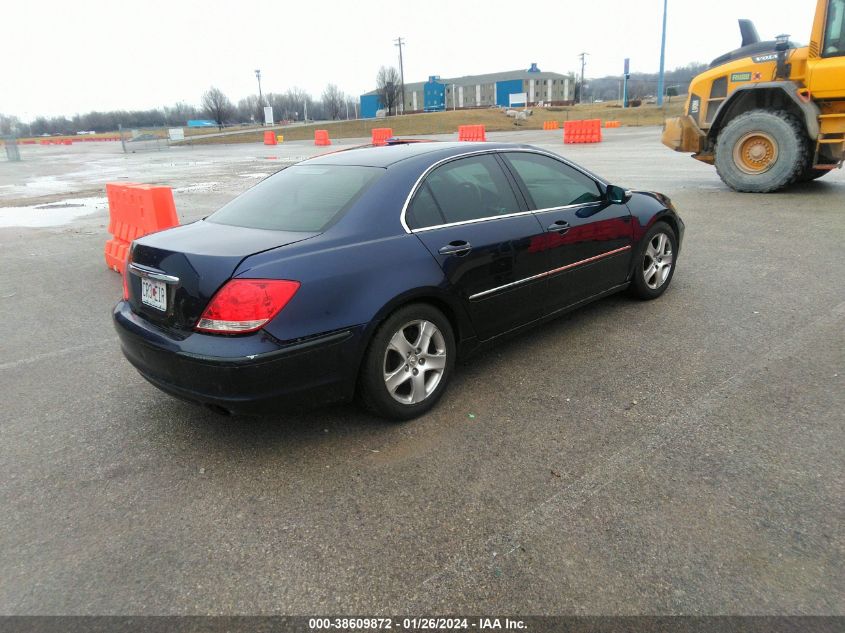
113, 301, 364, 415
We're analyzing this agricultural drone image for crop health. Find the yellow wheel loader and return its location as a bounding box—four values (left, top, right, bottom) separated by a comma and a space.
662, 0, 845, 192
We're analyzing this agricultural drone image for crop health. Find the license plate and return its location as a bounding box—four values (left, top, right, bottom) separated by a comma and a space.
141, 278, 167, 311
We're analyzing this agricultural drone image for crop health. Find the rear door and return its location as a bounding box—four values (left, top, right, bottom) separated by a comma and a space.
406, 153, 548, 341
500, 151, 633, 315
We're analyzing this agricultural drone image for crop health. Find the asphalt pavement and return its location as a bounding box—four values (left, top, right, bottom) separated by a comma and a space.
0, 128, 842, 614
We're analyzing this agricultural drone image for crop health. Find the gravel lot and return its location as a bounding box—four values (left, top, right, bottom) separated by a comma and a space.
0, 128, 842, 614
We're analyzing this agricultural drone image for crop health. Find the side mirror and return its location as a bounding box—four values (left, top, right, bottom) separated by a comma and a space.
606, 184, 632, 204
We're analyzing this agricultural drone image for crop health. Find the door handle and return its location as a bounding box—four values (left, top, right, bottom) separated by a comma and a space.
438, 240, 472, 256
547, 220, 571, 233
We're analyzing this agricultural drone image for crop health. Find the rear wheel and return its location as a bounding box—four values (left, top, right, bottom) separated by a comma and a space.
714, 109, 809, 193
358, 303, 455, 421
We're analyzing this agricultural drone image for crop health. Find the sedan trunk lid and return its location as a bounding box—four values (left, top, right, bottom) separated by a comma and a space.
126, 220, 317, 333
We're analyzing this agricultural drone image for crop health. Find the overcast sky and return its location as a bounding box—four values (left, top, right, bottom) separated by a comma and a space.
3, 0, 815, 121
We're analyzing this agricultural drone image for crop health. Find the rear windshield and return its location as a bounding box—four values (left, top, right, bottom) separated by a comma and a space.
207, 164, 383, 231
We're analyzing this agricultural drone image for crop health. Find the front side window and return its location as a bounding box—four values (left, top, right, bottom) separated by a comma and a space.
406, 154, 521, 229
207, 165, 383, 232
502, 153, 602, 209
823, 0, 845, 56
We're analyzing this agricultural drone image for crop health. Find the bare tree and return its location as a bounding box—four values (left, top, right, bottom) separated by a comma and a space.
321, 84, 344, 120
163, 101, 199, 126
0, 113, 22, 135
376, 66, 400, 115
237, 95, 263, 124
345, 97, 358, 120
201, 86, 234, 130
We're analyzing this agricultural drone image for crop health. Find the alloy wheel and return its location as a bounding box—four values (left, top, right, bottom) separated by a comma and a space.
643, 232, 674, 290
383, 320, 447, 404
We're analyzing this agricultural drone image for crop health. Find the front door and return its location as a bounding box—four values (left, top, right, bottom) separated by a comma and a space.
500, 151, 633, 315
405, 153, 549, 340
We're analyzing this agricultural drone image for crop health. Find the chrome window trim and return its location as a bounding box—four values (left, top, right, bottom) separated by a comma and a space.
400, 147, 609, 234
468, 245, 632, 301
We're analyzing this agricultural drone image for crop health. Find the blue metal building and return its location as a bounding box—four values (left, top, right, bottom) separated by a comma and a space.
359, 94, 381, 119
423, 76, 446, 112
358, 64, 573, 118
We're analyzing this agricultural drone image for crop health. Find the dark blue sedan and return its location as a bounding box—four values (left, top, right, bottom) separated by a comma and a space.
114, 141, 684, 420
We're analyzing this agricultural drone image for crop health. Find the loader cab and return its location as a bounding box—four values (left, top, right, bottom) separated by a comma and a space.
807, 0, 845, 99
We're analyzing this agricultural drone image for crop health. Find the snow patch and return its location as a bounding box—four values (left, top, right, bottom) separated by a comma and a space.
174, 182, 219, 193
0, 197, 108, 228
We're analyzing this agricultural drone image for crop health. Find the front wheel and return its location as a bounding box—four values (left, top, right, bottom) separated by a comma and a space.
630, 222, 678, 300
358, 304, 455, 421
714, 109, 809, 193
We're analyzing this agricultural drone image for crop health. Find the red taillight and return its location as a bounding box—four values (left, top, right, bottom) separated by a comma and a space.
122, 258, 130, 300
195, 279, 300, 334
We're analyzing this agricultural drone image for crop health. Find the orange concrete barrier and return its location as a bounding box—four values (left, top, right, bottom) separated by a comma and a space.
542, 120, 560, 130
563, 119, 602, 144
104, 183, 179, 274
263, 131, 277, 146
458, 124, 487, 141
371, 128, 393, 146
314, 129, 331, 146
604, 120, 621, 128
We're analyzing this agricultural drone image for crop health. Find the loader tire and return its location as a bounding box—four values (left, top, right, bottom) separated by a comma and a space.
798, 164, 829, 182
714, 109, 809, 193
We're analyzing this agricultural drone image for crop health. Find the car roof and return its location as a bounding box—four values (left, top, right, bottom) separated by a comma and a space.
304, 141, 533, 168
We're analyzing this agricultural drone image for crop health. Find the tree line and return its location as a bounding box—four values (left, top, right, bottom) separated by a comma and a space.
584, 63, 710, 102
0, 83, 359, 136
0, 62, 711, 136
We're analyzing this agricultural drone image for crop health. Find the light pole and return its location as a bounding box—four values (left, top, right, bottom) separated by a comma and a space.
657, 0, 668, 107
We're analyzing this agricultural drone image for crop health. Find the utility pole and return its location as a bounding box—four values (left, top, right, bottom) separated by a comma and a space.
394, 37, 406, 115
255, 69, 264, 126
578, 52, 588, 104
657, 0, 668, 106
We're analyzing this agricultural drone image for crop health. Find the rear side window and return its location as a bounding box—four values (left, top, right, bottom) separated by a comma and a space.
207, 165, 383, 231
406, 154, 521, 229
503, 153, 602, 209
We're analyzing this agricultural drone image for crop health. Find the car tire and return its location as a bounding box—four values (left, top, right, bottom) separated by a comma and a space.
358, 303, 456, 421
714, 109, 809, 193
630, 222, 678, 300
